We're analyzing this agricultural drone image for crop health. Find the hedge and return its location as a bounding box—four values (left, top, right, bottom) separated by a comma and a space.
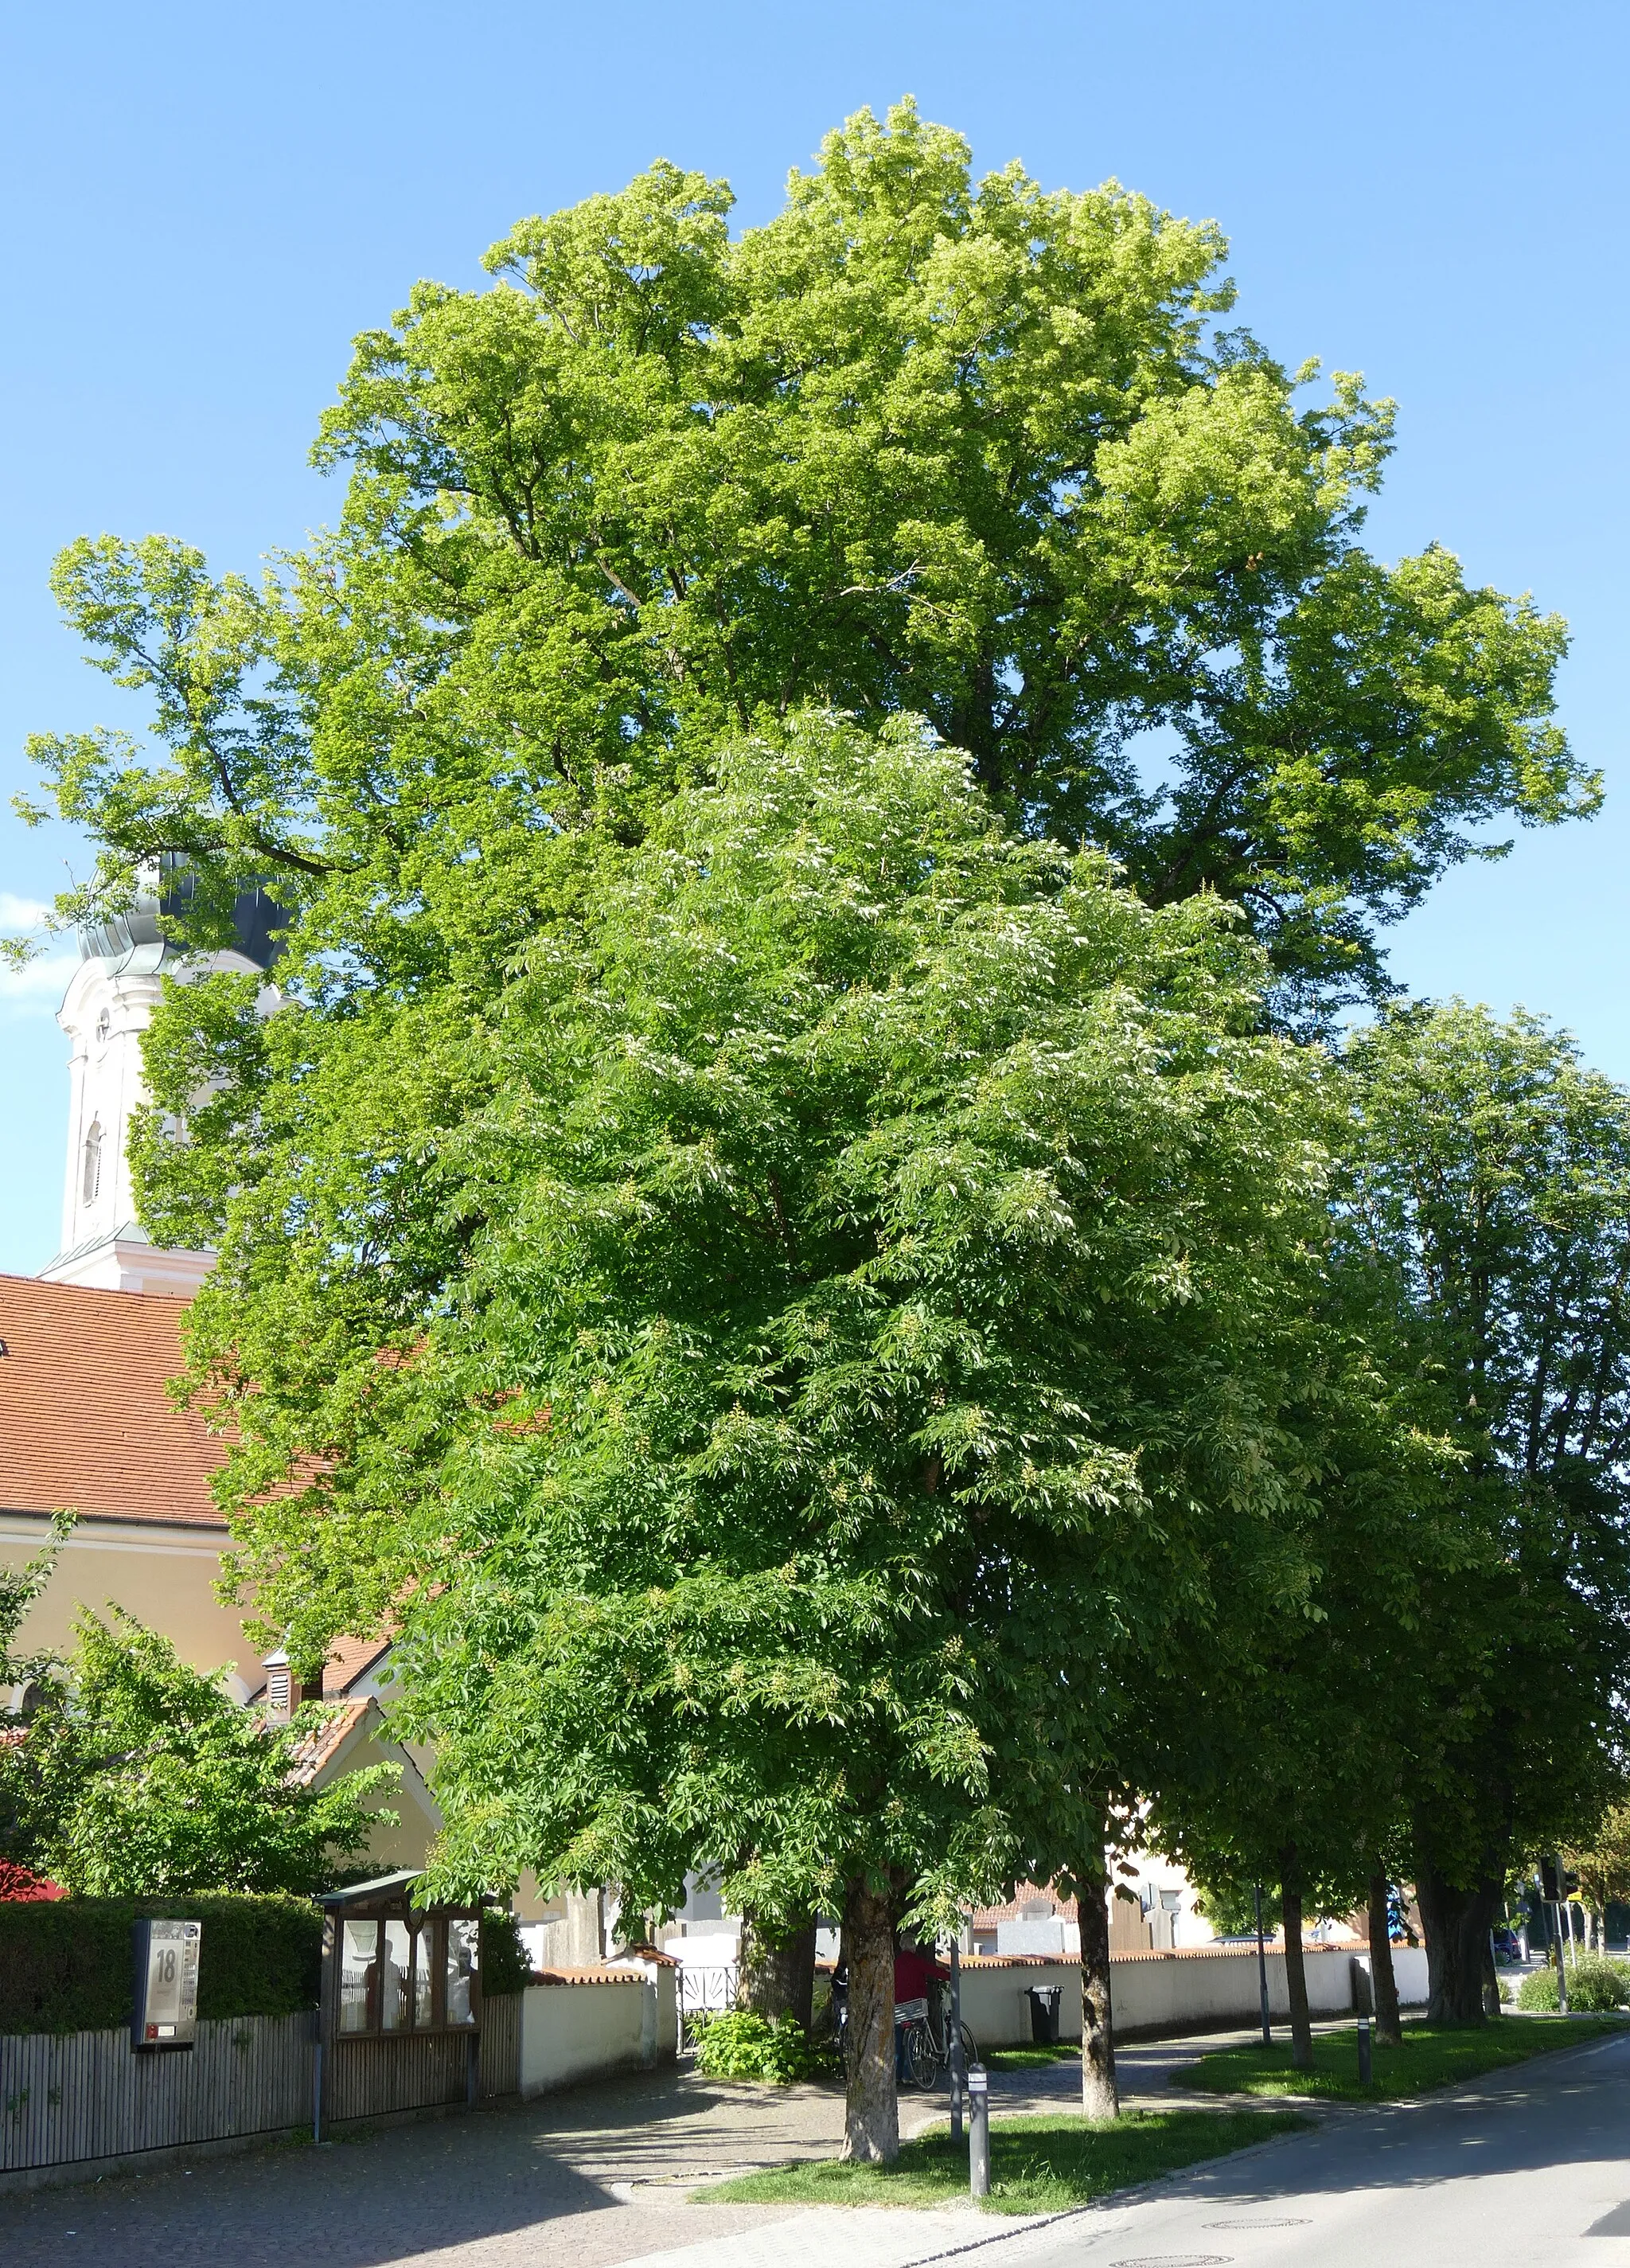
0, 1898, 532, 2036
478, 1909, 532, 1997
0, 1895, 322, 2036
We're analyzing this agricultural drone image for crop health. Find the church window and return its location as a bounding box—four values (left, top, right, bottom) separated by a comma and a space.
82, 1121, 103, 1205
95, 1009, 111, 1044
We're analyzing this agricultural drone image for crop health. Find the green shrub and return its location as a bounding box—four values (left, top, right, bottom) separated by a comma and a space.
1517, 1965, 1561, 2011
479, 1909, 532, 1997
692, 2010, 832, 2083
1554, 1954, 1629, 2012
1517, 1956, 1630, 2014
0, 1895, 322, 2036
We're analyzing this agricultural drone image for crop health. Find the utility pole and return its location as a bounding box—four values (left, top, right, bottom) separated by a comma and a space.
1542, 1856, 1570, 2014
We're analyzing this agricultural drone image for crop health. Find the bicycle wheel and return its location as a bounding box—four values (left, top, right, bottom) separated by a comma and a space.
902, 2021, 941, 2090
958, 2022, 979, 2067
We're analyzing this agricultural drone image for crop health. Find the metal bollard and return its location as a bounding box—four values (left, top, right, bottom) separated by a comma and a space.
1357, 2016, 1372, 2085
968, 2063, 989, 2199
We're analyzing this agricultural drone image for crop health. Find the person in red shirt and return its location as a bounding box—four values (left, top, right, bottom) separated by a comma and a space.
893, 1938, 949, 2079
894, 1941, 947, 2007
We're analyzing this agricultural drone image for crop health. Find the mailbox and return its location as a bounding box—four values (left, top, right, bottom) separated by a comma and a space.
132, 1919, 202, 2050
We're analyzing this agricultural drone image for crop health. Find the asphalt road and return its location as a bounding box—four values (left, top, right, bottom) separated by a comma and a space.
990, 2025, 1630, 2268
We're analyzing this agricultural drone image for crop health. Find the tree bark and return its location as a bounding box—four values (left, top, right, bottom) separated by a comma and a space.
1366, 1870, 1403, 2049
1075, 1862, 1119, 2119
840, 1875, 899, 2163
1279, 1847, 1314, 2071
1416, 1853, 1501, 2025
739, 1912, 817, 2030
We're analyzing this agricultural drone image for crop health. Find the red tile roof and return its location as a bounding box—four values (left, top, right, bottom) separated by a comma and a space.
0, 1274, 227, 1527
323, 1634, 393, 1697
530, 1966, 644, 1987
970, 1882, 1079, 1926
286, 1699, 372, 1783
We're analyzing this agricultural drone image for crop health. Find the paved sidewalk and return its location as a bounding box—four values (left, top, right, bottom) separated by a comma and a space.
0, 2026, 1264, 2268
614, 2202, 1055, 2268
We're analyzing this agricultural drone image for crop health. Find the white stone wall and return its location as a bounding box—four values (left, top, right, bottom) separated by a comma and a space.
519, 1975, 669, 2096
954, 1943, 1415, 2049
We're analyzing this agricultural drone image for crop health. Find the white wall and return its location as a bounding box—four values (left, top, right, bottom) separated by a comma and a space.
1351, 1948, 1430, 2008
957, 1946, 1378, 2049
519, 1975, 671, 2098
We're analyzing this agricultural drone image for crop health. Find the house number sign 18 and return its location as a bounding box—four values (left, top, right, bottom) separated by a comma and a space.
131, 1919, 202, 2050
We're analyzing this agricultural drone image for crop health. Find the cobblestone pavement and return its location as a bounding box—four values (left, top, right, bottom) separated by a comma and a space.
0, 2030, 1249, 2268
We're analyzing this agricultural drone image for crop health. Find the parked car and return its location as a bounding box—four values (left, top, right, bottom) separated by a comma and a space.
1491, 1924, 1523, 1965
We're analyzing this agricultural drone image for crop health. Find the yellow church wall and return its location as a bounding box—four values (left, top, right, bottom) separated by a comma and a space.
0, 1513, 265, 1696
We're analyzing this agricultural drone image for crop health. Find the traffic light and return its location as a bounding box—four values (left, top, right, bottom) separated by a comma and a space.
1540, 1856, 1581, 1902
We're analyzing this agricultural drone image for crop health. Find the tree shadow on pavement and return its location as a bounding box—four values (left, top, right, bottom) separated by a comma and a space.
0, 2067, 845, 2268
1125, 2032, 1630, 2216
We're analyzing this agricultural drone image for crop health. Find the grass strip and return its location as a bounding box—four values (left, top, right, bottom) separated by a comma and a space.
985, 2042, 1082, 2072
700, 2106, 1308, 2215
1180, 2012, 1624, 2102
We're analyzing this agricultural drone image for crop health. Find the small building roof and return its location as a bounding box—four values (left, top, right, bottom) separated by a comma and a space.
316, 1868, 423, 1907
0, 1275, 228, 1527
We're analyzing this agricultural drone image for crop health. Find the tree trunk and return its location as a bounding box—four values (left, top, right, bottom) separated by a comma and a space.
1416, 1854, 1501, 2025
1075, 1861, 1118, 2119
840, 1876, 898, 2163
739, 1913, 817, 2030
1279, 1847, 1313, 2071
1366, 1870, 1402, 2049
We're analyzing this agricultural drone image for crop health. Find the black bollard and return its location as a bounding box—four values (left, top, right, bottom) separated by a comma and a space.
1357, 2016, 1372, 2085
968, 2063, 990, 2199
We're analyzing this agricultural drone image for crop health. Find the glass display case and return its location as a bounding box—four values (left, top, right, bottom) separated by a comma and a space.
318, 1872, 485, 2041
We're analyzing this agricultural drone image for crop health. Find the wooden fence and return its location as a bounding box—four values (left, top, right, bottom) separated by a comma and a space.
0, 1993, 525, 2182
480, 1989, 521, 2098
0, 2011, 314, 2177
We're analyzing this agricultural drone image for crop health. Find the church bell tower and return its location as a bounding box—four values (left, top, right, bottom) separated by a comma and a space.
41, 875, 282, 1298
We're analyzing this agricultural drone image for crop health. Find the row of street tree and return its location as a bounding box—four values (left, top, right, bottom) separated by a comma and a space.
16, 103, 1630, 2159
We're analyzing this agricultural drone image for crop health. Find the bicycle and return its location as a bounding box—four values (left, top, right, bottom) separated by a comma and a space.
895, 1997, 941, 2089
926, 1979, 978, 2075
827, 1972, 977, 2091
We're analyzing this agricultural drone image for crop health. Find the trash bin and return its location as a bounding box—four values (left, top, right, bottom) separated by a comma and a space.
1026, 1985, 1061, 2044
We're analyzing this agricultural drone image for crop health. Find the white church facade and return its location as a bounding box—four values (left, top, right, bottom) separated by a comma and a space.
0, 879, 439, 1874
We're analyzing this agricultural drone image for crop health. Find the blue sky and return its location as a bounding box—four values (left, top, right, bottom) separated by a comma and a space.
2, 0, 1624, 1275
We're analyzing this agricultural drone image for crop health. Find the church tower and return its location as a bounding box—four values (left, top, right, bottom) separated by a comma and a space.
40, 874, 282, 1297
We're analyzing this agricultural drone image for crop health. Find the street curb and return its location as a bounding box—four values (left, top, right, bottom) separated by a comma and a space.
856, 2113, 1320, 2268
1149, 2013, 1630, 2121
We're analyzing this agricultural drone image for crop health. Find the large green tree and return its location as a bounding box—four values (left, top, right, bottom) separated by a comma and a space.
164, 715, 1334, 2157
10, 100, 1600, 2119
23, 101, 1588, 1022
1339, 1003, 1630, 2021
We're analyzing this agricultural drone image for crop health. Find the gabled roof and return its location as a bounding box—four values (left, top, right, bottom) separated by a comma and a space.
323, 1634, 393, 1697
316, 1868, 423, 1907
0, 1275, 227, 1528
287, 1698, 373, 1783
